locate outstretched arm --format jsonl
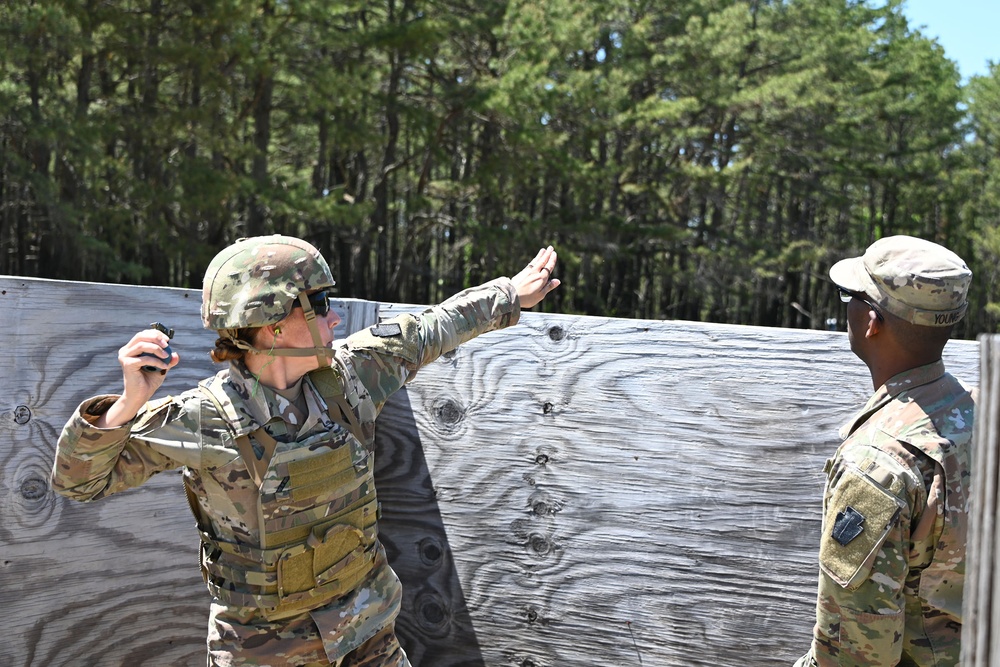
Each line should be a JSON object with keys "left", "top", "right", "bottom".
{"left": 344, "top": 246, "right": 562, "bottom": 406}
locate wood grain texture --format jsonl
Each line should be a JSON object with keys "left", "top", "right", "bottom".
{"left": 0, "top": 277, "right": 981, "bottom": 666}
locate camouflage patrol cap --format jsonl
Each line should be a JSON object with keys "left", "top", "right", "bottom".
{"left": 829, "top": 235, "right": 971, "bottom": 327}
{"left": 201, "top": 235, "right": 335, "bottom": 330}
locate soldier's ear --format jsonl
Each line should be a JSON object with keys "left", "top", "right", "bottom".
{"left": 864, "top": 310, "right": 881, "bottom": 339}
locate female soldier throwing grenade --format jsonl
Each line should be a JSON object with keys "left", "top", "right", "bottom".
{"left": 51, "top": 235, "right": 560, "bottom": 666}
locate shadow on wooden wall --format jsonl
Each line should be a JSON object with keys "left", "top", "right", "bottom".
{"left": 375, "top": 389, "right": 487, "bottom": 667}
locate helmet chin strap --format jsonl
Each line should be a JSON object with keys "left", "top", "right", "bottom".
{"left": 223, "top": 292, "right": 333, "bottom": 367}
{"left": 296, "top": 291, "right": 333, "bottom": 369}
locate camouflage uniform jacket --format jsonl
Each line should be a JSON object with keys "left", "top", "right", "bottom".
{"left": 798, "top": 360, "right": 975, "bottom": 667}
{"left": 51, "top": 278, "right": 520, "bottom": 664}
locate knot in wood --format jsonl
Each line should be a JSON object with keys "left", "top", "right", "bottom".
{"left": 20, "top": 476, "right": 47, "bottom": 501}
{"left": 529, "top": 490, "right": 560, "bottom": 516}
{"left": 420, "top": 599, "right": 445, "bottom": 624}
{"left": 526, "top": 608, "right": 538, "bottom": 623}
{"left": 414, "top": 591, "right": 451, "bottom": 637}
{"left": 547, "top": 326, "right": 566, "bottom": 341}
{"left": 521, "top": 660, "right": 537, "bottom": 667}
{"left": 434, "top": 398, "right": 464, "bottom": 426}
{"left": 528, "top": 533, "right": 552, "bottom": 556}
{"left": 418, "top": 537, "right": 443, "bottom": 565}
{"left": 14, "top": 405, "right": 31, "bottom": 425}
{"left": 534, "top": 453, "right": 549, "bottom": 465}
{"left": 542, "top": 402, "right": 553, "bottom": 414}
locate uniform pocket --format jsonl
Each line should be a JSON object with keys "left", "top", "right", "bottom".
{"left": 312, "top": 499, "right": 378, "bottom": 582}
{"left": 345, "top": 314, "right": 421, "bottom": 364}
{"left": 276, "top": 497, "right": 379, "bottom": 596}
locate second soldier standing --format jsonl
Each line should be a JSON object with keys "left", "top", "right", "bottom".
{"left": 795, "top": 235, "right": 976, "bottom": 667}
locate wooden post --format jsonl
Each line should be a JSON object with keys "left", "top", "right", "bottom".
{"left": 963, "top": 334, "right": 1000, "bottom": 667}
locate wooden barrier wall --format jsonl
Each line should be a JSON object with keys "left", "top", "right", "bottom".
{"left": 0, "top": 276, "right": 981, "bottom": 667}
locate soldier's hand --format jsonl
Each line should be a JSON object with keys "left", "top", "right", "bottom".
{"left": 122, "top": 326, "right": 178, "bottom": 381}
{"left": 512, "top": 246, "right": 560, "bottom": 309}
{"left": 97, "top": 328, "right": 180, "bottom": 428}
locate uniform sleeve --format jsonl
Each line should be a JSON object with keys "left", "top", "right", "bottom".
{"left": 344, "top": 277, "right": 521, "bottom": 405}
{"left": 50, "top": 392, "right": 205, "bottom": 502}
{"left": 806, "top": 447, "right": 923, "bottom": 666}
{"left": 792, "top": 652, "right": 818, "bottom": 667}
{"left": 412, "top": 276, "right": 521, "bottom": 366}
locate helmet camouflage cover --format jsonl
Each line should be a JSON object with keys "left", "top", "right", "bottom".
{"left": 201, "top": 235, "right": 335, "bottom": 330}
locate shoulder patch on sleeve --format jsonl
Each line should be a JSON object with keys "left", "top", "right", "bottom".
{"left": 347, "top": 314, "right": 421, "bottom": 364}
{"left": 820, "top": 464, "right": 906, "bottom": 590}
{"left": 832, "top": 506, "right": 866, "bottom": 546}
{"left": 370, "top": 322, "right": 403, "bottom": 337}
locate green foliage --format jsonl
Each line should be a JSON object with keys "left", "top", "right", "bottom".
{"left": 963, "top": 64, "right": 1000, "bottom": 331}
{"left": 0, "top": 0, "right": 994, "bottom": 335}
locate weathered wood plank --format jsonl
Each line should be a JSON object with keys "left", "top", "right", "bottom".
{"left": 0, "top": 278, "right": 980, "bottom": 667}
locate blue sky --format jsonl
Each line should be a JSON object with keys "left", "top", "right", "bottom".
{"left": 902, "top": 0, "right": 999, "bottom": 81}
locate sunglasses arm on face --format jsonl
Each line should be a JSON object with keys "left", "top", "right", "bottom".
{"left": 837, "top": 286, "right": 884, "bottom": 321}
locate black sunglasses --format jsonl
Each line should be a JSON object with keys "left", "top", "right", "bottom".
{"left": 837, "top": 286, "right": 884, "bottom": 321}
{"left": 294, "top": 289, "right": 334, "bottom": 317}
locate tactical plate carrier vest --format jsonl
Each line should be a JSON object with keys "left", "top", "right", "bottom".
{"left": 191, "top": 362, "right": 382, "bottom": 621}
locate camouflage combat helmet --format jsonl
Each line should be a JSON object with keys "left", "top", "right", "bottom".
{"left": 201, "top": 235, "right": 335, "bottom": 330}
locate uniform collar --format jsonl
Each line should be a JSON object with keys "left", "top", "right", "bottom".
{"left": 228, "top": 361, "right": 319, "bottom": 433}
{"left": 839, "top": 360, "right": 946, "bottom": 439}
{"left": 881, "top": 359, "right": 946, "bottom": 399}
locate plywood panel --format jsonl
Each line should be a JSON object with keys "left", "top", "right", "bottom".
{"left": 0, "top": 278, "right": 980, "bottom": 666}
{"left": 963, "top": 334, "right": 999, "bottom": 667}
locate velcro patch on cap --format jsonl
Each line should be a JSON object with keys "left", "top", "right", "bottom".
{"left": 370, "top": 322, "right": 403, "bottom": 337}
{"left": 832, "top": 506, "right": 865, "bottom": 546}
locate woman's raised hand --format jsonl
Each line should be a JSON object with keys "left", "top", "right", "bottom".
{"left": 512, "top": 246, "right": 560, "bottom": 309}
